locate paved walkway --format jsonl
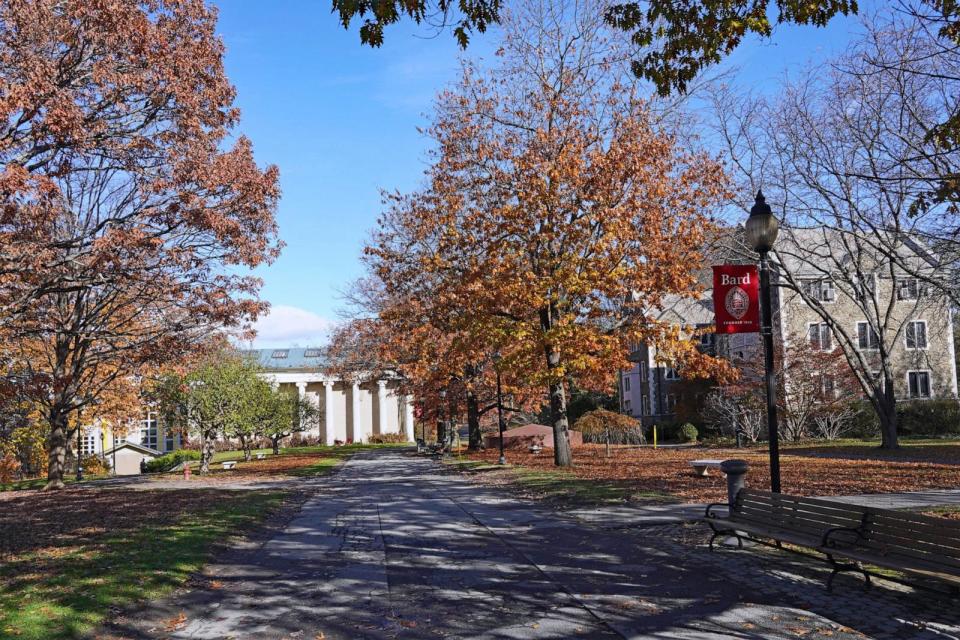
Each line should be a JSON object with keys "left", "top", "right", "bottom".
{"left": 110, "top": 450, "right": 960, "bottom": 640}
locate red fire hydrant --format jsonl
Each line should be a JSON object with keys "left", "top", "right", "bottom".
{"left": 184, "top": 465, "right": 191, "bottom": 480}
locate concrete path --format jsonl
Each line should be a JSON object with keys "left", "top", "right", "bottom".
{"left": 111, "top": 450, "right": 960, "bottom": 640}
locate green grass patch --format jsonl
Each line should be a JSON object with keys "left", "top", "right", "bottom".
{"left": 286, "top": 457, "right": 343, "bottom": 477}
{"left": 1, "top": 474, "right": 110, "bottom": 492}
{"left": 507, "top": 467, "right": 675, "bottom": 507}
{"left": 0, "top": 490, "right": 286, "bottom": 640}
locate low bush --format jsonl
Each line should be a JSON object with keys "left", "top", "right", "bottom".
{"left": 144, "top": 449, "right": 201, "bottom": 473}
{"left": 367, "top": 432, "right": 409, "bottom": 444}
{"left": 574, "top": 409, "right": 645, "bottom": 444}
{"left": 652, "top": 422, "right": 699, "bottom": 443}
{"left": 898, "top": 399, "right": 960, "bottom": 436}
{"left": 80, "top": 455, "right": 109, "bottom": 476}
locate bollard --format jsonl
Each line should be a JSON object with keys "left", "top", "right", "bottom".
{"left": 720, "top": 459, "right": 749, "bottom": 507}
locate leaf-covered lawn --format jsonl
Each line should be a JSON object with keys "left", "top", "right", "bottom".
{"left": 465, "top": 442, "right": 960, "bottom": 504}
{"left": 0, "top": 488, "right": 286, "bottom": 640}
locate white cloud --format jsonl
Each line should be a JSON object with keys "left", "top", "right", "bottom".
{"left": 250, "top": 305, "right": 334, "bottom": 348}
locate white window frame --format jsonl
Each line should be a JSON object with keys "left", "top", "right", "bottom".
{"left": 802, "top": 278, "right": 836, "bottom": 303}
{"left": 856, "top": 322, "right": 880, "bottom": 351}
{"left": 639, "top": 362, "right": 648, "bottom": 381}
{"left": 140, "top": 411, "right": 159, "bottom": 450}
{"left": 80, "top": 433, "right": 97, "bottom": 456}
{"left": 663, "top": 367, "right": 680, "bottom": 381}
{"left": 623, "top": 375, "right": 631, "bottom": 392}
{"left": 808, "top": 322, "right": 832, "bottom": 352}
{"left": 907, "top": 370, "right": 932, "bottom": 399}
{"left": 897, "top": 277, "right": 928, "bottom": 302}
{"left": 665, "top": 393, "right": 678, "bottom": 412}
{"left": 854, "top": 274, "right": 877, "bottom": 302}
{"left": 905, "top": 320, "right": 928, "bottom": 351}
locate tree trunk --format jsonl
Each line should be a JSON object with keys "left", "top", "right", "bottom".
{"left": 467, "top": 391, "right": 482, "bottom": 451}
{"left": 540, "top": 306, "right": 572, "bottom": 467}
{"left": 200, "top": 430, "right": 215, "bottom": 473}
{"left": 242, "top": 436, "right": 252, "bottom": 461}
{"left": 44, "top": 409, "right": 70, "bottom": 490}
{"left": 877, "top": 378, "right": 899, "bottom": 449}
{"left": 272, "top": 436, "right": 281, "bottom": 455}
{"left": 437, "top": 417, "right": 446, "bottom": 446}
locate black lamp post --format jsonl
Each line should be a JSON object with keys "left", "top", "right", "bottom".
{"left": 492, "top": 352, "right": 507, "bottom": 465}
{"left": 746, "top": 190, "right": 782, "bottom": 493}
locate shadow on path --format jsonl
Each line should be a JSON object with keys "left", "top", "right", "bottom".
{"left": 106, "top": 450, "right": 960, "bottom": 640}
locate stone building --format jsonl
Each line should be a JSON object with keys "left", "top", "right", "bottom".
{"left": 620, "top": 227, "right": 958, "bottom": 426}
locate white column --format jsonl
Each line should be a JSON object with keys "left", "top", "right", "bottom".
{"left": 351, "top": 381, "right": 362, "bottom": 443}
{"left": 376, "top": 380, "right": 387, "bottom": 436}
{"left": 324, "top": 380, "right": 335, "bottom": 446}
{"left": 404, "top": 395, "right": 415, "bottom": 442}
{"left": 295, "top": 381, "right": 307, "bottom": 400}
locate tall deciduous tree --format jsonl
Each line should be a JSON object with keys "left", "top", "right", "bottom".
{"left": 0, "top": 0, "right": 281, "bottom": 488}
{"left": 363, "top": 0, "right": 731, "bottom": 467}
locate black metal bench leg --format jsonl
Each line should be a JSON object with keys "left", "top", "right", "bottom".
{"left": 827, "top": 567, "right": 840, "bottom": 593}
{"left": 862, "top": 570, "right": 872, "bottom": 590}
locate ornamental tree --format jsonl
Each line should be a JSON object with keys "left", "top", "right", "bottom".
{"left": 0, "top": 0, "right": 280, "bottom": 488}
{"left": 362, "top": 1, "right": 732, "bottom": 467}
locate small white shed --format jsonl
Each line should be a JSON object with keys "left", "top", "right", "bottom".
{"left": 104, "top": 442, "right": 161, "bottom": 476}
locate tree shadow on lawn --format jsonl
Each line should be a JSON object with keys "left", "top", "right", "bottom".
{"left": 0, "top": 488, "right": 285, "bottom": 640}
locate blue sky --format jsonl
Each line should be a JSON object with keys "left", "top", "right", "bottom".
{"left": 212, "top": 1, "right": 864, "bottom": 348}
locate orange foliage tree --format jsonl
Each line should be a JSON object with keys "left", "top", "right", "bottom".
{"left": 356, "top": 2, "right": 731, "bottom": 466}
{"left": 0, "top": 0, "right": 281, "bottom": 488}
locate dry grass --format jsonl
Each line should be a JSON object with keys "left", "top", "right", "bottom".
{"left": 466, "top": 443, "right": 960, "bottom": 503}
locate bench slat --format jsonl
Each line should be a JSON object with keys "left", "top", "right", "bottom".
{"left": 820, "top": 545, "right": 960, "bottom": 584}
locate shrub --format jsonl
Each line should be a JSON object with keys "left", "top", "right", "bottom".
{"left": 367, "top": 432, "right": 409, "bottom": 444}
{"left": 679, "top": 423, "right": 699, "bottom": 443}
{"left": 897, "top": 399, "right": 960, "bottom": 436}
{"left": 80, "top": 455, "right": 109, "bottom": 476}
{"left": 144, "top": 449, "right": 201, "bottom": 473}
{"left": 574, "top": 409, "right": 645, "bottom": 444}
{"left": 0, "top": 452, "right": 21, "bottom": 483}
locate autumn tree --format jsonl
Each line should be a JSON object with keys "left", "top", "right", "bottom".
{"left": 362, "top": 0, "right": 731, "bottom": 467}
{"left": 0, "top": 0, "right": 281, "bottom": 488}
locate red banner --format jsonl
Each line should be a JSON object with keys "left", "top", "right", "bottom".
{"left": 712, "top": 265, "right": 760, "bottom": 334}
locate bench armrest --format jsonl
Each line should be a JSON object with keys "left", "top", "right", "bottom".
{"left": 821, "top": 526, "right": 864, "bottom": 549}
{"left": 704, "top": 502, "right": 730, "bottom": 520}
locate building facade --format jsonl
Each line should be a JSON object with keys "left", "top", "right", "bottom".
{"left": 620, "top": 228, "right": 958, "bottom": 425}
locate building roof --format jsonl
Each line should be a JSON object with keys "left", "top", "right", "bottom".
{"left": 103, "top": 442, "right": 161, "bottom": 457}
{"left": 242, "top": 348, "right": 329, "bottom": 371}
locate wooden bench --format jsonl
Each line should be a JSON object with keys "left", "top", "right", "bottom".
{"left": 221, "top": 461, "right": 237, "bottom": 470}
{"left": 528, "top": 444, "right": 543, "bottom": 454}
{"left": 705, "top": 489, "right": 960, "bottom": 593}
{"left": 255, "top": 453, "right": 266, "bottom": 460}
{"left": 689, "top": 459, "right": 725, "bottom": 477}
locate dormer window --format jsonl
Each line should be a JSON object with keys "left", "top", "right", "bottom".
{"left": 304, "top": 349, "right": 323, "bottom": 358}
{"left": 271, "top": 349, "right": 289, "bottom": 359}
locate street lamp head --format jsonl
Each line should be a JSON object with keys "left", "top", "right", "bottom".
{"left": 745, "top": 189, "right": 779, "bottom": 254}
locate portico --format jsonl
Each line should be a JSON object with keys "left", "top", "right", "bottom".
{"left": 249, "top": 348, "right": 414, "bottom": 444}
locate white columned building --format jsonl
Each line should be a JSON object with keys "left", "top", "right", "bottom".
{"left": 249, "top": 348, "right": 412, "bottom": 444}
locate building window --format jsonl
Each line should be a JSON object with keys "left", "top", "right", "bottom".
{"left": 304, "top": 348, "right": 323, "bottom": 358}
{"left": 164, "top": 431, "right": 176, "bottom": 452}
{"left": 857, "top": 322, "right": 880, "bottom": 350}
{"left": 819, "top": 375, "right": 836, "bottom": 398}
{"left": 624, "top": 399, "right": 632, "bottom": 413}
{"left": 698, "top": 332, "right": 715, "bottom": 349}
{"left": 802, "top": 278, "right": 835, "bottom": 303}
{"left": 80, "top": 433, "right": 97, "bottom": 456}
{"left": 639, "top": 362, "right": 648, "bottom": 381}
{"left": 871, "top": 370, "right": 886, "bottom": 392}
{"left": 665, "top": 394, "right": 678, "bottom": 412}
{"left": 854, "top": 274, "right": 876, "bottom": 301}
{"left": 641, "top": 395, "right": 649, "bottom": 416}
{"left": 808, "top": 323, "right": 832, "bottom": 351}
{"left": 897, "top": 278, "right": 926, "bottom": 301}
{"left": 140, "top": 412, "right": 159, "bottom": 450}
{"left": 664, "top": 367, "right": 680, "bottom": 381}
{"left": 271, "top": 349, "right": 289, "bottom": 359}
{"left": 623, "top": 375, "right": 631, "bottom": 392}
{"left": 906, "top": 321, "right": 927, "bottom": 350}
{"left": 908, "top": 371, "right": 931, "bottom": 398}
